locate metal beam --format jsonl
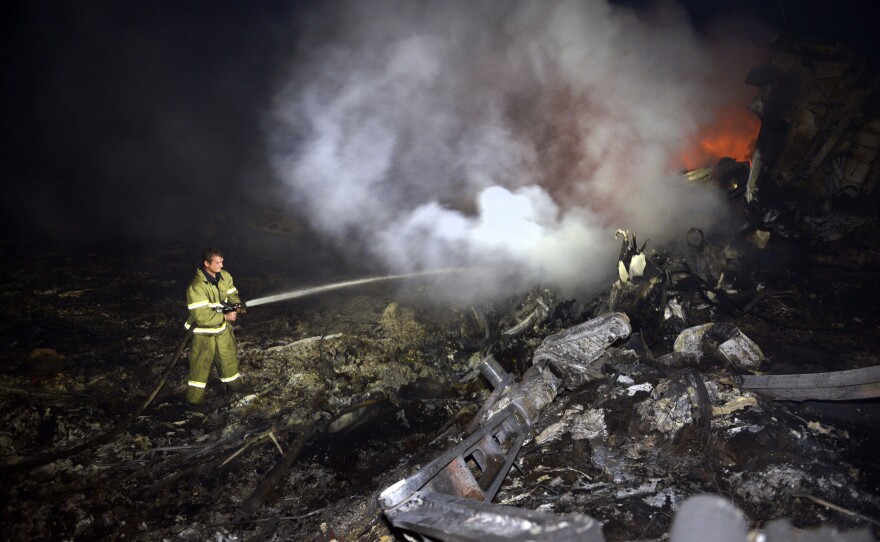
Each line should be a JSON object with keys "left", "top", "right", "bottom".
{"left": 740, "top": 365, "right": 880, "bottom": 401}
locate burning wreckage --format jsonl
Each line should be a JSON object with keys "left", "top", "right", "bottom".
{"left": 378, "top": 33, "right": 880, "bottom": 541}
{"left": 375, "top": 232, "right": 879, "bottom": 542}
{"left": 1, "top": 35, "right": 880, "bottom": 542}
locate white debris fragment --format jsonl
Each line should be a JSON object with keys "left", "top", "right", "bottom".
{"left": 636, "top": 375, "right": 703, "bottom": 437}
{"left": 230, "top": 394, "right": 258, "bottom": 408}
{"left": 642, "top": 491, "right": 670, "bottom": 508}
{"left": 673, "top": 323, "right": 764, "bottom": 371}
{"left": 623, "top": 382, "right": 653, "bottom": 396}
{"left": 615, "top": 478, "right": 659, "bottom": 499}
{"left": 535, "top": 421, "right": 566, "bottom": 446}
{"left": 712, "top": 394, "right": 758, "bottom": 416}
{"left": 725, "top": 424, "right": 764, "bottom": 437}
{"left": 628, "top": 253, "right": 647, "bottom": 279}
{"left": 570, "top": 409, "right": 608, "bottom": 441}
{"left": 717, "top": 331, "right": 764, "bottom": 371}
{"left": 499, "top": 492, "right": 530, "bottom": 506}
{"left": 535, "top": 408, "right": 580, "bottom": 445}
{"left": 617, "top": 375, "right": 635, "bottom": 386}
{"left": 751, "top": 229, "right": 771, "bottom": 249}
{"left": 673, "top": 324, "right": 713, "bottom": 357}
{"left": 807, "top": 421, "right": 832, "bottom": 435}
{"left": 664, "top": 297, "right": 685, "bottom": 321}
{"left": 618, "top": 260, "right": 630, "bottom": 283}
{"left": 729, "top": 464, "right": 810, "bottom": 503}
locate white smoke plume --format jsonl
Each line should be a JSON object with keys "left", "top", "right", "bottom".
{"left": 268, "top": 0, "right": 752, "bottom": 299}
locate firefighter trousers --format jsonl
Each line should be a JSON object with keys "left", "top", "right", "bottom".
{"left": 186, "top": 327, "right": 241, "bottom": 404}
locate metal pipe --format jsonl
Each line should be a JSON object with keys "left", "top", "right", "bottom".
{"left": 478, "top": 356, "right": 508, "bottom": 390}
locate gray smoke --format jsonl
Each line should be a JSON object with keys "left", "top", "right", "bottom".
{"left": 268, "top": 0, "right": 756, "bottom": 298}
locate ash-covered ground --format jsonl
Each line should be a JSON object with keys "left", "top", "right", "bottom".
{"left": 1, "top": 188, "right": 879, "bottom": 542}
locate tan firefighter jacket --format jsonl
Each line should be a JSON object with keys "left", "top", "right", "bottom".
{"left": 185, "top": 268, "right": 241, "bottom": 334}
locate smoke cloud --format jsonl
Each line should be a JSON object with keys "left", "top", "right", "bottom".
{"left": 268, "top": 0, "right": 756, "bottom": 298}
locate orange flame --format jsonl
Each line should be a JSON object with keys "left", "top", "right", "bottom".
{"left": 680, "top": 104, "right": 760, "bottom": 170}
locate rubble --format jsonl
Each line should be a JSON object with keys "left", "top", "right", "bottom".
{"left": 532, "top": 313, "right": 632, "bottom": 389}
{"left": 1, "top": 33, "right": 880, "bottom": 542}
{"left": 745, "top": 35, "right": 880, "bottom": 207}
{"left": 661, "top": 323, "right": 765, "bottom": 372}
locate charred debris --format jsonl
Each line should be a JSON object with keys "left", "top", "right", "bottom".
{"left": 2, "top": 36, "right": 880, "bottom": 542}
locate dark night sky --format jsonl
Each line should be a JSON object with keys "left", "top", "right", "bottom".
{"left": 1, "top": 0, "right": 875, "bottom": 253}
{"left": 2, "top": 0, "right": 302, "bottom": 249}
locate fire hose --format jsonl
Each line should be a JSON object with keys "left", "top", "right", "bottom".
{"left": 0, "top": 330, "right": 193, "bottom": 476}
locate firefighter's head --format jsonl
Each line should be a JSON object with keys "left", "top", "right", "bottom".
{"left": 202, "top": 248, "right": 224, "bottom": 275}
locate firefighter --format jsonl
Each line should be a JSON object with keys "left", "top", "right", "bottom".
{"left": 184, "top": 248, "right": 252, "bottom": 405}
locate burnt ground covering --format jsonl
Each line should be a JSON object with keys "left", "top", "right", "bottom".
{"left": 1, "top": 186, "right": 880, "bottom": 541}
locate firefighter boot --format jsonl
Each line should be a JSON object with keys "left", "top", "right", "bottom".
{"left": 225, "top": 379, "right": 255, "bottom": 396}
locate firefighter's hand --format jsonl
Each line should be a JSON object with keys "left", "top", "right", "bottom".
{"left": 224, "top": 311, "right": 238, "bottom": 322}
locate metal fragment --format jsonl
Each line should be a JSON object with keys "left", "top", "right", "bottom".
{"left": 740, "top": 365, "right": 880, "bottom": 401}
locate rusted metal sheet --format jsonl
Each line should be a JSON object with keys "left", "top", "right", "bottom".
{"left": 380, "top": 399, "right": 532, "bottom": 510}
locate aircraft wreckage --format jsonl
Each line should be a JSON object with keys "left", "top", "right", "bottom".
{"left": 1, "top": 35, "right": 880, "bottom": 542}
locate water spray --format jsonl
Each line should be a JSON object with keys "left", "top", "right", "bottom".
{"left": 245, "top": 267, "right": 476, "bottom": 308}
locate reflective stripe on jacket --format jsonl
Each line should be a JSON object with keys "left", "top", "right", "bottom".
{"left": 184, "top": 268, "right": 241, "bottom": 333}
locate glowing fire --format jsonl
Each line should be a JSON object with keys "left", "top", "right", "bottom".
{"left": 680, "top": 104, "right": 760, "bottom": 170}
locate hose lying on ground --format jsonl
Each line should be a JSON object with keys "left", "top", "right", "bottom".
{"left": 0, "top": 331, "right": 193, "bottom": 476}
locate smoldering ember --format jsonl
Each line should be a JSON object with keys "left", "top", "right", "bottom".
{"left": 3, "top": 8, "right": 880, "bottom": 542}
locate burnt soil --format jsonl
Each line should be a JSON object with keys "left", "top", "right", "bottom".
{"left": 1, "top": 226, "right": 879, "bottom": 541}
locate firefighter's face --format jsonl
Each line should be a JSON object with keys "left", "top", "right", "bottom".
{"left": 205, "top": 256, "right": 224, "bottom": 275}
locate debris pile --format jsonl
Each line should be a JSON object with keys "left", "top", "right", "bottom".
{"left": 1, "top": 34, "right": 879, "bottom": 542}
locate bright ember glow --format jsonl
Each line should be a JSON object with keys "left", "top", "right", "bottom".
{"left": 680, "top": 104, "right": 760, "bottom": 170}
